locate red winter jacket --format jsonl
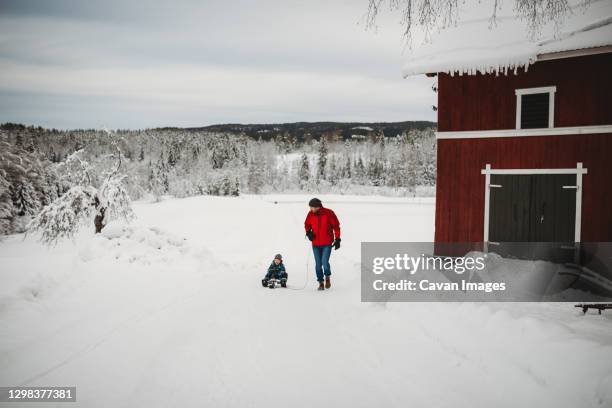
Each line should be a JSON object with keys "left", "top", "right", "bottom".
{"left": 304, "top": 207, "right": 341, "bottom": 246}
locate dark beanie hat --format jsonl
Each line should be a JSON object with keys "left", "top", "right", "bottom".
{"left": 308, "top": 198, "right": 322, "bottom": 208}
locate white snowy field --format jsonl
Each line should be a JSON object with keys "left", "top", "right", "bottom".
{"left": 1, "top": 194, "right": 611, "bottom": 408}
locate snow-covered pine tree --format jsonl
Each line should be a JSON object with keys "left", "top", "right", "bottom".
{"left": 401, "top": 141, "right": 419, "bottom": 195}
{"left": 0, "top": 139, "right": 52, "bottom": 233}
{"left": 343, "top": 155, "right": 352, "bottom": 180}
{"left": 328, "top": 156, "right": 338, "bottom": 185}
{"left": 26, "top": 139, "right": 37, "bottom": 153}
{"left": 41, "top": 168, "right": 60, "bottom": 206}
{"left": 230, "top": 176, "right": 240, "bottom": 196}
{"left": 210, "top": 135, "right": 231, "bottom": 169}
{"left": 317, "top": 137, "right": 328, "bottom": 180}
{"left": 14, "top": 133, "right": 24, "bottom": 148}
{"left": 12, "top": 180, "right": 40, "bottom": 217}
{"left": 417, "top": 130, "right": 436, "bottom": 186}
{"left": 167, "top": 141, "right": 179, "bottom": 168}
{"left": 367, "top": 158, "right": 384, "bottom": 186}
{"left": 342, "top": 140, "right": 352, "bottom": 180}
{"left": 0, "top": 170, "right": 12, "bottom": 235}
{"left": 298, "top": 153, "right": 310, "bottom": 190}
{"left": 354, "top": 156, "right": 365, "bottom": 184}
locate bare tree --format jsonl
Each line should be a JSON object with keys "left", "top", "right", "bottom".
{"left": 366, "top": 0, "right": 587, "bottom": 43}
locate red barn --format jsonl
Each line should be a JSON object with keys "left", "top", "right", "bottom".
{"left": 404, "top": 2, "right": 612, "bottom": 253}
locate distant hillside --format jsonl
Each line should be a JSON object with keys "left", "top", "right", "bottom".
{"left": 1, "top": 120, "right": 437, "bottom": 142}
{"left": 159, "top": 121, "right": 436, "bottom": 141}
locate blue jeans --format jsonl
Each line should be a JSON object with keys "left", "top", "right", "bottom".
{"left": 312, "top": 245, "right": 332, "bottom": 282}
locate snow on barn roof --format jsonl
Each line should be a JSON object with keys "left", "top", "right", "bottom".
{"left": 403, "top": 0, "right": 612, "bottom": 76}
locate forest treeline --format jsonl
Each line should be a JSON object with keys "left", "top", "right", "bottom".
{"left": 0, "top": 123, "right": 436, "bottom": 235}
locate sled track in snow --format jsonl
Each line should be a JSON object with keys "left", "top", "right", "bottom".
{"left": 17, "top": 288, "right": 205, "bottom": 386}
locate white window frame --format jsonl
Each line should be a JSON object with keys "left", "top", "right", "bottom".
{"left": 481, "top": 162, "right": 586, "bottom": 250}
{"left": 515, "top": 86, "right": 556, "bottom": 129}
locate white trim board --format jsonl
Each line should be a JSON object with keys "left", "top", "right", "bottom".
{"left": 515, "top": 86, "right": 557, "bottom": 95}
{"left": 437, "top": 124, "right": 612, "bottom": 139}
{"left": 536, "top": 46, "right": 612, "bottom": 62}
{"left": 481, "top": 167, "right": 588, "bottom": 175}
{"left": 482, "top": 163, "right": 585, "bottom": 245}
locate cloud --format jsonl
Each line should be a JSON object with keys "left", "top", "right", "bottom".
{"left": 0, "top": 0, "right": 436, "bottom": 128}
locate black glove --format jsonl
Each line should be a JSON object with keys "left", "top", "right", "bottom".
{"left": 306, "top": 230, "right": 315, "bottom": 241}
{"left": 333, "top": 238, "right": 341, "bottom": 250}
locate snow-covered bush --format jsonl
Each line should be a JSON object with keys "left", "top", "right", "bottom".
{"left": 27, "top": 186, "right": 98, "bottom": 245}
{"left": 27, "top": 150, "right": 135, "bottom": 245}
{"left": 206, "top": 172, "right": 240, "bottom": 196}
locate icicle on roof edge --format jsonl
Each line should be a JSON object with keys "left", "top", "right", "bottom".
{"left": 402, "top": 0, "right": 612, "bottom": 77}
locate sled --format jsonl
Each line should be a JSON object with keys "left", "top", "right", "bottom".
{"left": 261, "top": 278, "right": 287, "bottom": 289}
{"left": 574, "top": 304, "right": 612, "bottom": 314}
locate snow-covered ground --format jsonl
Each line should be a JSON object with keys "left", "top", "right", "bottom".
{"left": 1, "top": 195, "right": 611, "bottom": 408}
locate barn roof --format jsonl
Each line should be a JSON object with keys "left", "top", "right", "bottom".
{"left": 402, "top": 0, "right": 612, "bottom": 76}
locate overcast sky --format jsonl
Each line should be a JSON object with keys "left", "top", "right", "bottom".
{"left": 0, "top": 0, "right": 436, "bottom": 129}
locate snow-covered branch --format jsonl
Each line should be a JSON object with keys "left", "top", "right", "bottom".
{"left": 366, "top": 0, "right": 580, "bottom": 43}
{"left": 27, "top": 186, "right": 97, "bottom": 245}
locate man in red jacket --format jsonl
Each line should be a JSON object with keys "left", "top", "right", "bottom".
{"left": 304, "top": 198, "right": 341, "bottom": 291}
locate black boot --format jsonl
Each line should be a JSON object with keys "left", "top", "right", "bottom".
{"left": 261, "top": 279, "right": 268, "bottom": 287}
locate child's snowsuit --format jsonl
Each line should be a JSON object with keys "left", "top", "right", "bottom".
{"left": 264, "top": 261, "right": 287, "bottom": 281}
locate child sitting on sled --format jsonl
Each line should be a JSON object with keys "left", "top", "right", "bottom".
{"left": 262, "top": 254, "right": 288, "bottom": 288}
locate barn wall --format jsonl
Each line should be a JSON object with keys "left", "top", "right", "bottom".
{"left": 437, "top": 53, "right": 612, "bottom": 132}
{"left": 434, "top": 133, "right": 612, "bottom": 243}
